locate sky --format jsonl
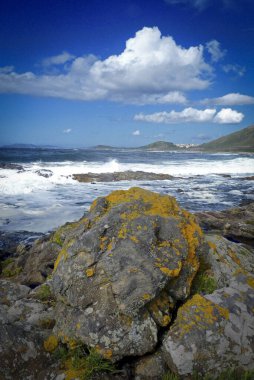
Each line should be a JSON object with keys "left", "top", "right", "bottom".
{"left": 0, "top": 0, "right": 254, "bottom": 147}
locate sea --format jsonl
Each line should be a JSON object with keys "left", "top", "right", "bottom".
{"left": 0, "top": 148, "right": 253, "bottom": 234}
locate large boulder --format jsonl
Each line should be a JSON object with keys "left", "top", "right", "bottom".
{"left": 51, "top": 187, "right": 204, "bottom": 360}
{"left": 162, "top": 273, "right": 254, "bottom": 377}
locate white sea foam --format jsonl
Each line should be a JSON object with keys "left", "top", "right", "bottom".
{"left": 0, "top": 156, "right": 254, "bottom": 196}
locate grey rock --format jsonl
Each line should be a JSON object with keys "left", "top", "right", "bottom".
{"left": 51, "top": 187, "right": 204, "bottom": 360}
{"left": 162, "top": 273, "right": 254, "bottom": 377}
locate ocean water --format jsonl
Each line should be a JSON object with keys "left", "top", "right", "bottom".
{"left": 0, "top": 148, "right": 253, "bottom": 233}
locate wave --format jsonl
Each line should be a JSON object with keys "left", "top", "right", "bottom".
{"left": 0, "top": 156, "right": 253, "bottom": 196}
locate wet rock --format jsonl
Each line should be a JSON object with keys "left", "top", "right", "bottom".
{"left": 35, "top": 169, "right": 53, "bottom": 178}
{"left": 162, "top": 273, "right": 254, "bottom": 377}
{"left": 195, "top": 202, "right": 254, "bottom": 247}
{"left": 0, "top": 162, "right": 24, "bottom": 171}
{"left": 51, "top": 187, "right": 204, "bottom": 361}
{"left": 72, "top": 171, "right": 175, "bottom": 182}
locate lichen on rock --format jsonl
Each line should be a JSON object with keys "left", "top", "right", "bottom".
{"left": 51, "top": 187, "right": 204, "bottom": 360}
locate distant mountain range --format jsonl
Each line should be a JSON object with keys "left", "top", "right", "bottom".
{"left": 198, "top": 125, "right": 254, "bottom": 153}
{"left": 94, "top": 125, "right": 254, "bottom": 153}
{"left": 2, "top": 125, "right": 254, "bottom": 153}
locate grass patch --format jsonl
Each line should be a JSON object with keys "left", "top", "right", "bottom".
{"left": 192, "top": 272, "right": 217, "bottom": 295}
{"left": 2, "top": 265, "right": 22, "bottom": 277}
{"left": 53, "top": 344, "right": 116, "bottom": 380}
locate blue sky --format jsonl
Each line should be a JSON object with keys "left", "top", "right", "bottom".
{"left": 0, "top": 0, "right": 253, "bottom": 147}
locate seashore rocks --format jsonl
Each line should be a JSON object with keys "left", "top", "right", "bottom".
{"left": 195, "top": 201, "right": 254, "bottom": 247}
{"left": 0, "top": 187, "right": 254, "bottom": 379}
{"left": 72, "top": 170, "right": 175, "bottom": 183}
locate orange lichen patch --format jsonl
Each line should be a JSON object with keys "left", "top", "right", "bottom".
{"left": 118, "top": 224, "right": 127, "bottom": 239}
{"left": 158, "top": 241, "right": 172, "bottom": 248}
{"left": 64, "top": 359, "right": 85, "bottom": 380}
{"left": 227, "top": 249, "right": 242, "bottom": 266}
{"left": 142, "top": 293, "right": 152, "bottom": 301}
{"left": 86, "top": 267, "right": 95, "bottom": 277}
{"left": 53, "top": 239, "right": 75, "bottom": 272}
{"left": 100, "top": 236, "right": 108, "bottom": 251}
{"left": 208, "top": 241, "right": 217, "bottom": 251}
{"left": 247, "top": 277, "right": 254, "bottom": 288}
{"left": 130, "top": 235, "right": 139, "bottom": 243}
{"left": 91, "top": 187, "right": 181, "bottom": 219}
{"left": 157, "top": 262, "right": 182, "bottom": 277}
{"left": 43, "top": 335, "right": 58, "bottom": 352}
{"left": 76, "top": 323, "right": 81, "bottom": 330}
{"left": 102, "top": 348, "right": 113, "bottom": 360}
{"left": 162, "top": 315, "right": 171, "bottom": 326}
{"left": 176, "top": 294, "right": 229, "bottom": 337}
{"left": 148, "top": 291, "right": 173, "bottom": 327}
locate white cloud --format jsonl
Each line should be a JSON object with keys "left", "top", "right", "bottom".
{"left": 63, "top": 128, "right": 72, "bottom": 133}
{"left": 42, "top": 51, "right": 76, "bottom": 67}
{"left": 132, "top": 130, "right": 141, "bottom": 136}
{"left": 0, "top": 27, "right": 212, "bottom": 105}
{"left": 164, "top": 0, "right": 210, "bottom": 10}
{"left": 134, "top": 107, "right": 244, "bottom": 124}
{"left": 202, "top": 93, "right": 254, "bottom": 106}
{"left": 206, "top": 40, "right": 226, "bottom": 62}
{"left": 213, "top": 108, "right": 244, "bottom": 123}
{"left": 134, "top": 107, "right": 216, "bottom": 124}
{"left": 222, "top": 64, "right": 246, "bottom": 77}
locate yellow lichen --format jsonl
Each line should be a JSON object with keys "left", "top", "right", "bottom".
{"left": 44, "top": 335, "right": 58, "bottom": 352}
{"left": 247, "top": 277, "right": 254, "bottom": 288}
{"left": 208, "top": 241, "right": 217, "bottom": 250}
{"left": 86, "top": 267, "right": 95, "bottom": 277}
{"left": 142, "top": 293, "right": 152, "bottom": 300}
{"left": 158, "top": 262, "right": 182, "bottom": 277}
{"left": 176, "top": 294, "right": 229, "bottom": 337}
{"left": 130, "top": 235, "right": 139, "bottom": 243}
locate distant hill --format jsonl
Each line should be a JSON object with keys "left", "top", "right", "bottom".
{"left": 199, "top": 125, "right": 254, "bottom": 153}
{"left": 137, "top": 141, "right": 180, "bottom": 151}
{"left": 94, "top": 145, "right": 116, "bottom": 150}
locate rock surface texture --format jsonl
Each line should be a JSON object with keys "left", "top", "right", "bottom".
{"left": 51, "top": 187, "right": 204, "bottom": 360}
{"left": 72, "top": 170, "right": 175, "bottom": 182}
{"left": 0, "top": 187, "right": 254, "bottom": 379}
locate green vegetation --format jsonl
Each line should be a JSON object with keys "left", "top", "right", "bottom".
{"left": 199, "top": 125, "right": 254, "bottom": 152}
{"left": 34, "top": 284, "right": 54, "bottom": 302}
{"left": 138, "top": 141, "right": 180, "bottom": 151}
{"left": 192, "top": 272, "right": 217, "bottom": 294}
{"left": 53, "top": 345, "right": 116, "bottom": 380}
{"left": 2, "top": 265, "right": 22, "bottom": 277}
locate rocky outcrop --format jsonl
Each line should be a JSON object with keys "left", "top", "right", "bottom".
{"left": 0, "top": 162, "right": 24, "bottom": 171}
{"left": 195, "top": 201, "right": 254, "bottom": 247}
{"left": 51, "top": 187, "right": 204, "bottom": 361}
{"left": 1, "top": 188, "right": 254, "bottom": 379}
{"left": 162, "top": 273, "right": 254, "bottom": 377}
{"left": 0, "top": 280, "right": 57, "bottom": 379}
{"left": 72, "top": 171, "right": 175, "bottom": 183}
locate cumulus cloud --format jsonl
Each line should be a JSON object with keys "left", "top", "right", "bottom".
{"left": 134, "top": 107, "right": 244, "bottom": 124}
{"left": 206, "top": 40, "right": 226, "bottom": 62}
{"left": 63, "top": 128, "right": 72, "bottom": 133}
{"left": 134, "top": 107, "right": 216, "bottom": 124}
{"left": 132, "top": 130, "right": 141, "bottom": 136}
{"left": 222, "top": 64, "right": 246, "bottom": 77}
{"left": 202, "top": 93, "right": 254, "bottom": 106}
{"left": 0, "top": 27, "right": 212, "bottom": 105}
{"left": 41, "top": 51, "right": 76, "bottom": 67}
{"left": 213, "top": 108, "right": 244, "bottom": 123}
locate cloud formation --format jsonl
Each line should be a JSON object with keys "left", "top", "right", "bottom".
{"left": 42, "top": 52, "right": 76, "bottom": 67}
{"left": 0, "top": 27, "right": 212, "bottom": 105}
{"left": 202, "top": 93, "right": 254, "bottom": 106}
{"left": 134, "top": 107, "right": 243, "bottom": 124}
{"left": 63, "top": 128, "right": 72, "bottom": 133}
{"left": 222, "top": 64, "right": 246, "bottom": 77}
{"left": 132, "top": 130, "right": 141, "bottom": 136}
{"left": 213, "top": 108, "right": 244, "bottom": 123}
{"left": 206, "top": 40, "right": 226, "bottom": 62}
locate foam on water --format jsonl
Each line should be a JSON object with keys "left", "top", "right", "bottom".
{"left": 0, "top": 151, "right": 253, "bottom": 232}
